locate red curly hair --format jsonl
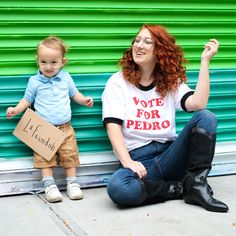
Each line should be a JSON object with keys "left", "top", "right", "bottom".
{"left": 118, "top": 24, "right": 187, "bottom": 98}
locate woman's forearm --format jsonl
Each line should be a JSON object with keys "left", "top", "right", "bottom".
{"left": 192, "top": 59, "right": 210, "bottom": 109}
{"left": 106, "top": 123, "right": 133, "bottom": 167}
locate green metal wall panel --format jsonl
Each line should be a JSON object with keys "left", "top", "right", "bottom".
{"left": 0, "top": 0, "right": 236, "bottom": 75}
{"left": 0, "top": 0, "right": 236, "bottom": 160}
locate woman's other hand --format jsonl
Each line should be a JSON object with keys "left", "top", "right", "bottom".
{"left": 201, "top": 39, "right": 219, "bottom": 62}
{"left": 123, "top": 160, "right": 147, "bottom": 179}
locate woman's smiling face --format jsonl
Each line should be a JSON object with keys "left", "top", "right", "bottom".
{"left": 132, "top": 28, "right": 156, "bottom": 67}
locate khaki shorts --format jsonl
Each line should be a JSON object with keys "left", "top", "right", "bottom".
{"left": 34, "top": 122, "right": 80, "bottom": 169}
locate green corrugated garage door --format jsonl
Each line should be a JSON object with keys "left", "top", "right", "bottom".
{"left": 0, "top": 0, "right": 236, "bottom": 195}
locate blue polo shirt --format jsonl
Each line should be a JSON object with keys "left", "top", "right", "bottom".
{"left": 24, "top": 70, "right": 78, "bottom": 125}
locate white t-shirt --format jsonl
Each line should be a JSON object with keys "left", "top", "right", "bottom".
{"left": 102, "top": 72, "right": 193, "bottom": 151}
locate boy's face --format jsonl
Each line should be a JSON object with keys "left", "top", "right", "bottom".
{"left": 37, "top": 46, "right": 66, "bottom": 78}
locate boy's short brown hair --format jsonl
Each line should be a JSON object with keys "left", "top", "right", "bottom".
{"left": 36, "top": 36, "right": 69, "bottom": 57}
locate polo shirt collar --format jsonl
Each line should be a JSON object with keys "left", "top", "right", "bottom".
{"left": 37, "top": 70, "right": 63, "bottom": 83}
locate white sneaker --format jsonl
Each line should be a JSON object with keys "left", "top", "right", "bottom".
{"left": 67, "top": 183, "right": 83, "bottom": 200}
{"left": 45, "top": 184, "right": 63, "bottom": 203}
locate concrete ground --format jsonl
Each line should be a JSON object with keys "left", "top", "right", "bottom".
{"left": 0, "top": 174, "right": 236, "bottom": 236}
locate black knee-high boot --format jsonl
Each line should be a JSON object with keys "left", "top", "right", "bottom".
{"left": 183, "top": 127, "right": 228, "bottom": 212}
{"left": 138, "top": 178, "right": 183, "bottom": 205}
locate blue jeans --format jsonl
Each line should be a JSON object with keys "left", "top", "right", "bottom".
{"left": 107, "top": 109, "right": 217, "bottom": 206}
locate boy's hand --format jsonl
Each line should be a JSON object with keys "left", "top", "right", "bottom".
{"left": 6, "top": 107, "right": 17, "bottom": 119}
{"left": 84, "top": 97, "right": 94, "bottom": 107}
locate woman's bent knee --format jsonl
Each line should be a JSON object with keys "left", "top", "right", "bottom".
{"left": 107, "top": 176, "right": 143, "bottom": 206}
{"left": 195, "top": 109, "right": 218, "bottom": 132}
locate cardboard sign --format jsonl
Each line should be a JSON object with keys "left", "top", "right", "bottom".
{"left": 13, "top": 108, "right": 65, "bottom": 161}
